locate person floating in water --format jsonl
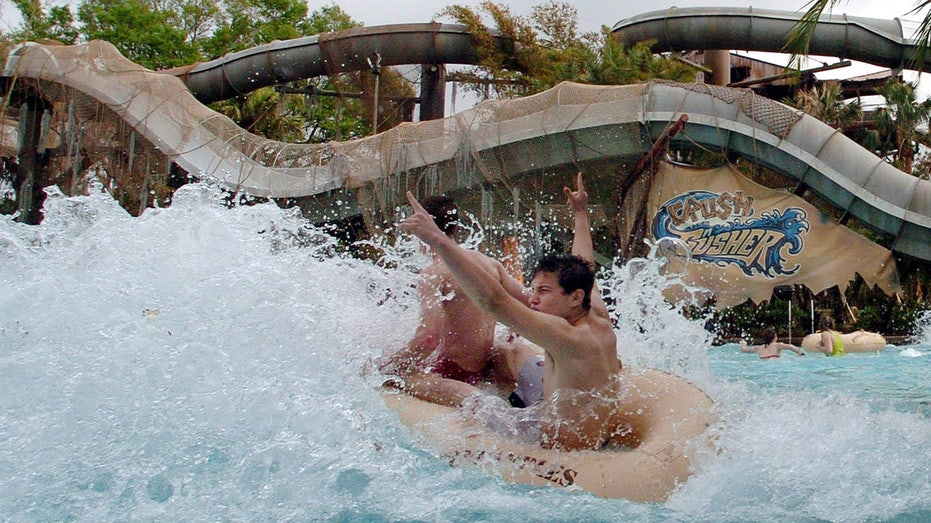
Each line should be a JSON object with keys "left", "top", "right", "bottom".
{"left": 739, "top": 327, "right": 805, "bottom": 359}
{"left": 815, "top": 316, "right": 845, "bottom": 356}
{"left": 399, "top": 173, "right": 628, "bottom": 451}
{"left": 377, "top": 195, "right": 537, "bottom": 406}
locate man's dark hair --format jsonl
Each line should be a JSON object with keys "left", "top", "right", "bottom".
{"left": 422, "top": 195, "right": 459, "bottom": 236}
{"left": 531, "top": 254, "right": 595, "bottom": 310}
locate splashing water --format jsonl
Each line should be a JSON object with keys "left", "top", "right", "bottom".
{"left": 1, "top": 184, "right": 929, "bottom": 521}
{"left": 910, "top": 310, "right": 931, "bottom": 346}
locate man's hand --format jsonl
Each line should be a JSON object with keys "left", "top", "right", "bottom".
{"left": 398, "top": 191, "right": 448, "bottom": 246}
{"left": 564, "top": 172, "right": 588, "bottom": 213}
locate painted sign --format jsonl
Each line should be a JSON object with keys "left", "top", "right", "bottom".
{"left": 647, "top": 162, "right": 899, "bottom": 307}
{"left": 652, "top": 190, "right": 810, "bottom": 278}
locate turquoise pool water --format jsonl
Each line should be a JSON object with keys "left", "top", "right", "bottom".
{"left": 1, "top": 184, "right": 928, "bottom": 522}
{"left": 711, "top": 343, "right": 931, "bottom": 417}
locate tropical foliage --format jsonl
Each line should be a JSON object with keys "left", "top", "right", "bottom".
{"left": 873, "top": 80, "right": 931, "bottom": 173}
{"left": 790, "top": 81, "right": 863, "bottom": 130}
{"left": 787, "top": 81, "right": 882, "bottom": 158}
{"left": 436, "top": 0, "right": 694, "bottom": 98}
{"left": 789, "top": 77, "right": 931, "bottom": 176}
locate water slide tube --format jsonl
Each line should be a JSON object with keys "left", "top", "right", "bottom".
{"left": 174, "top": 23, "right": 488, "bottom": 105}
{"left": 611, "top": 7, "right": 925, "bottom": 72}
{"left": 178, "top": 8, "right": 930, "bottom": 105}
{"left": 4, "top": 12, "right": 931, "bottom": 261}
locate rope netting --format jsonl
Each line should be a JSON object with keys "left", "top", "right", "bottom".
{"left": 2, "top": 40, "right": 807, "bottom": 230}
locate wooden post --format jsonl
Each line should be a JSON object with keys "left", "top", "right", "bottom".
{"left": 15, "top": 96, "right": 49, "bottom": 224}
{"left": 619, "top": 114, "right": 690, "bottom": 260}
{"left": 419, "top": 63, "right": 446, "bottom": 121}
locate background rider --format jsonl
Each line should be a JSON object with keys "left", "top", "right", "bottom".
{"left": 739, "top": 327, "right": 805, "bottom": 359}
{"left": 377, "top": 195, "right": 535, "bottom": 406}
{"left": 815, "top": 316, "right": 845, "bottom": 356}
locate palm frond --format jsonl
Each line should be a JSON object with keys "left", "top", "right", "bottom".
{"left": 906, "top": 1, "right": 931, "bottom": 71}
{"left": 785, "top": 0, "right": 836, "bottom": 71}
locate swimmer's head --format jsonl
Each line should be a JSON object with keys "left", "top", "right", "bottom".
{"left": 422, "top": 195, "right": 459, "bottom": 236}
{"left": 761, "top": 327, "right": 777, "bottom": 344}
{"left": 530, "top": 254, "right": 595, "bottom": 311}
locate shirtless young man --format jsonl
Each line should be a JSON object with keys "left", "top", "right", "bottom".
{"left": 378, "top": 196, "right": 533, "bottom": 406}
{"left": 739, "top": 328, "right": 805, "bottom": 359}
{"left": 399, "top": 174, "right": 624, "bottom": 451}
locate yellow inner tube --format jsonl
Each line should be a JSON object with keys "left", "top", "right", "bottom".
{"left": 801, "top": 330, "right": 887, "bottom": 353}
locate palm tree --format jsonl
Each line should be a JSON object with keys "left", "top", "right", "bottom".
{"left": 584, "top": 31, "right": 695, "bottom": 86}
{"left": 212, "top": 87, "right": 306, "bottom": 143}
{"left": 873, "top": 79, "right": 931, "bottom": 173}
{"left": 438, "top": 2, "right": 695, "bottom": 96}
{"left": 791, "top": 81, "right": 863, "bottom": 129}
{"left": 790, "top": 81, "right": 880, "bottom": 152}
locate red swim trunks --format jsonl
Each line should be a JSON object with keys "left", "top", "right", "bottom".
{"left": 428, "top": 358, "right": 492, "bottom": 384}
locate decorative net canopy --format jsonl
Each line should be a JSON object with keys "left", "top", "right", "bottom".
{"left": 3, "top": 40, "right": 930, "bottom": 269}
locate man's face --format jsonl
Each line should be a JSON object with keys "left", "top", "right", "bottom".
{"left": 529, "top": 271, "right": 571, "bottom": 318}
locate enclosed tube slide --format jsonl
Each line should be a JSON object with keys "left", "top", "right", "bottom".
{"left": 612, "top": 7, "right": 926, "bottom": 72}
{"left": 174, "top": 23, "right": 490, "bottom": 105}
{"left": 179, "top": 5, "right": 931, "bottom": 105}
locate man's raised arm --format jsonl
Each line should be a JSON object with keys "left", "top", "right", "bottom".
{"left": 564, "top": 173, "right": 609, "bottom": 319}
{"left": 399, "top": 192, "right": 512, "bottom": 312}
{"left": 400, "top": 192, "right": 571, "bottom": 348}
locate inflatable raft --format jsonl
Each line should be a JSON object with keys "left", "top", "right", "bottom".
{"left": 384, "top": 367, "right": 715, "bottom": 502}
{"left": 801, "top": 330, "right": 888, "bottom": 353}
